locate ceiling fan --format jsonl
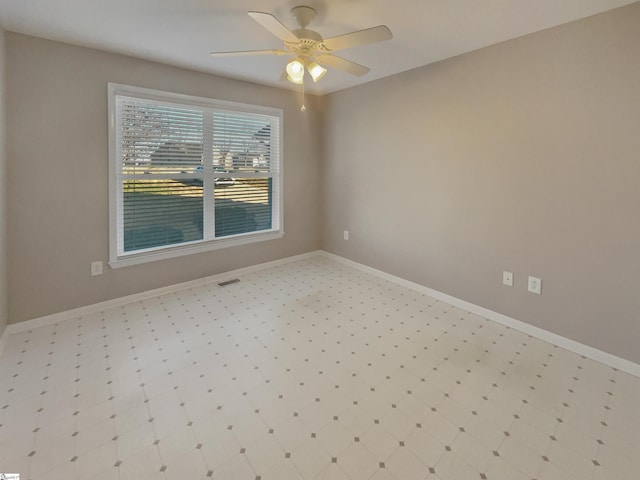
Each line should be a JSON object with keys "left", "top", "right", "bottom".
{"left": 210, "top": 5, "right": 393, "bottom": 85}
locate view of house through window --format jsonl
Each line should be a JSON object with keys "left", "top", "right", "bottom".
{"left": 109, "top": 84, "right": 282, "bottom": 266}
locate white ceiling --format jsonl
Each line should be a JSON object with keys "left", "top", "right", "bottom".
{"left": 0, "top": 0, "right": 635, "bottom": 95}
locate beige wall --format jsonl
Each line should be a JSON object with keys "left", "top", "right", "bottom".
{"left": 6, "top": 33, "right": 322, "bottom": 324}
{"left": 322, "top": 4, "right": 640, "bottom": 363}
{"left": 0, "top": 27, "right": 7, "bottom": 337}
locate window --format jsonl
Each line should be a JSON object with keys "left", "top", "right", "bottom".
{"left": 108, "top": 84, "right": 283, "bottom": 267}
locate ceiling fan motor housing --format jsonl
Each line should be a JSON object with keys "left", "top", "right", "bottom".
{"left": 288, "top": 6, "right": 326, "bottom": 60}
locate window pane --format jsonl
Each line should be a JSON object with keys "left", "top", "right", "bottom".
{"left": 120, "top": 101, "right": 204, "bottom": 175}
{"left": 123, "top": 179, "right": 203, "bottom": 252}
{"left": 213, "top": 113, "right": 272, "bottom": 174}
{"left": 214, "top": 178, "right": 272, "bottom": 237}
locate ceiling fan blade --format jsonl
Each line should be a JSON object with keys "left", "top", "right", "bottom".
{"left": 210, "top": 49, "right": 288, "bottom": 57}
{"left": 323, "top": 25, "right": 392, "bottom": 52}
{"left": 248, "top": 11, "right": 300, "bottom": 43}
{"left": 317, "top": 54, "right": 370, "bottom": 77}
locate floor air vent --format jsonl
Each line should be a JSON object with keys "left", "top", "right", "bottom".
{"left": 218, "top": 278, "right": 240, "bottom": 287}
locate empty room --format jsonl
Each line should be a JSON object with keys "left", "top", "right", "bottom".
{"left": 0, "top": 1, "right": 639, "bottom": 479}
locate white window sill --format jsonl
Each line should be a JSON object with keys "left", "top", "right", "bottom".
{"left": 109, "top": 230, "right": 284, "bottom": 268}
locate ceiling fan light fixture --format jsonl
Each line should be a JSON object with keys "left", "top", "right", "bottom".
{"left": 307, "top": 61, "right": 327, "bottom": 82}
{"left": 287, "top": 74, "right": 304, "bottom": 85}
{"left": 286, "top": 58, "right": 305, "bottom": 83}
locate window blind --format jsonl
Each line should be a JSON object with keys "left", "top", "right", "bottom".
{"left": 111, "top": 85, "right": 281, "bottom": 264}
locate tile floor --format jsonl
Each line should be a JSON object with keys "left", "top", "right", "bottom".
{"left": 1, "top": 255, "right": 639, "bottom": 480}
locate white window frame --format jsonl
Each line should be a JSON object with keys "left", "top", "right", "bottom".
{"left": 108, "top": 83, "right": 284, "bottom": 268}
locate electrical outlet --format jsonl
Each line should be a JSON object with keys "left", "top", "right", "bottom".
{"left": 344, "top": 230, "right": 349, "bottom": 240}
{"left": 502, "top": 271, "right": 513, "bottom": 287}
{"left": 91, "top": 261, "right": 103, "bottom": 276}
{"left": 528, "top": 276, "right": 541, "bottom": 294}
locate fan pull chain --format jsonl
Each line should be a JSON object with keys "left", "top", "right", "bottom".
{"left": 301, "top": 81, "right": 306, "bottom": 112}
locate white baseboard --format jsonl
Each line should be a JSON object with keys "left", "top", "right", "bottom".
{"left": 321, "top": 251, "right": 640, "bottom": 378}
{"left": 3, "top": 250, "right": 321, "bottom": 340}
{"left": 3, "top": 249, "right": 638, "bottom": 379}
